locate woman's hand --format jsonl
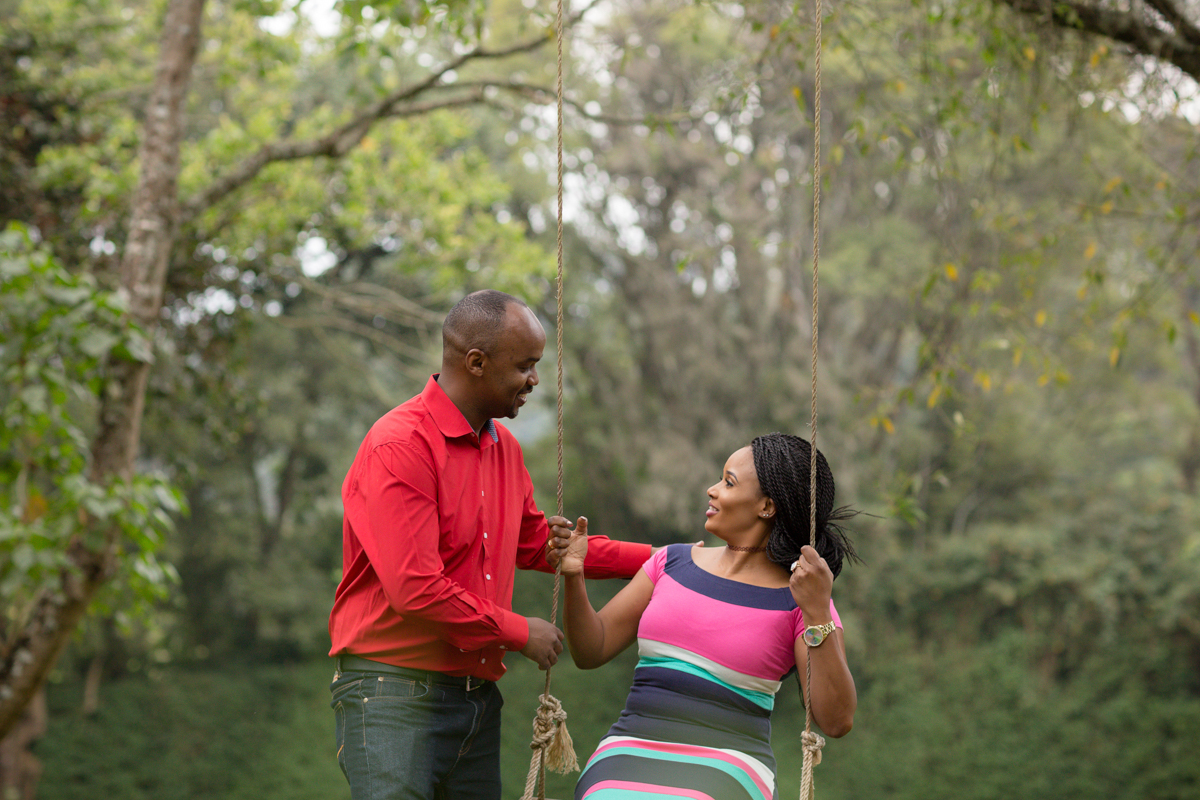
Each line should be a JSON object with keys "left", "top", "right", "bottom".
{"left": 547, "top": 515, "right": 589, "bottom": 576}
{"left": 789, "top": 544, "right": 834, "bottom": 617}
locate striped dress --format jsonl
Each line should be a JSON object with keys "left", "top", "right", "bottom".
{"left": 574, "top": 544, "right": 842, "bottom": 800}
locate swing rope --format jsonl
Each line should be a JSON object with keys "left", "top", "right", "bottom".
{"left": 521, "top": 0, "right": 828, "bottom": 796}
{"left": 799, "top": 0, "right": 826, "bottom": 797}
{"left": 519, "top": 0, "right": 579, "bottom": 796}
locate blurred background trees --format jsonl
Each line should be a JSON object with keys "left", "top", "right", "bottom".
{"left": 2, "top": 0, "right": 1199, "bottom": 796}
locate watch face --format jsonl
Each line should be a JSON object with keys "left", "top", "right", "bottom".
{"left": 803, "top": 627, "right": 825, "bottom": 647}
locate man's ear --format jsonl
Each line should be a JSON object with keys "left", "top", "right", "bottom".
{"left": 465, "top": 348, "right": 487, "bottom": 376}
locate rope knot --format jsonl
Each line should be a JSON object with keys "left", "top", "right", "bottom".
{"left": 801, "top": 730, "right": 825, "bottom": 766}
{"left": 529, "top": 693, "right": 571, "bottom": 752}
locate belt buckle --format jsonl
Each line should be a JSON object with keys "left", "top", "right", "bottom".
{"left": 464, "top": 675, "right": 484, "bottom": 692}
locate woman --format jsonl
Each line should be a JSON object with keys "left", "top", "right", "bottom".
{"left": 556, "top": 433, "right": 858, "bottom": 800}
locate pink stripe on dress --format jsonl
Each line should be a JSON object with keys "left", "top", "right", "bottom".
{"left": 581, "top": 779, "right": 716, "bottom": 799}
{"left": 590, "top": 738, "right": 772, "bottom": 800}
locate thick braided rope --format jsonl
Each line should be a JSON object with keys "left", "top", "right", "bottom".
{"left": 801, "top": 0, "right": 825, "bottom": 799}
{"left": 520, "top": 1, "right": 577, "bottom": 797}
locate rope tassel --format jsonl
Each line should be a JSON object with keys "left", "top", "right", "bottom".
{"left": 520, "top": 693, "right": 579, "bottom": 800}
{"left": 534, "top": 693, "right": 579, "bottom": 773}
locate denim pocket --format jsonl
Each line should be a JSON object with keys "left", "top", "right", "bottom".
{"left": 330, "top": 675, "right": 365, "bottom": 706}
{"left": 367, "top": 675, "right": 433, "bottom": 701}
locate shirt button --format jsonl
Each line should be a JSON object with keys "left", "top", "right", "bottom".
{"left": 481, "top": 658, "right": 486, "bottom": 663}
{"left": 486, "top": 574, "right": 491, "bottom": 580}
{"left": 483, "top": 532, "right": 488, "bottom": 539}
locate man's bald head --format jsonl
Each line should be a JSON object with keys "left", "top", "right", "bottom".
{"left": 442, "top": 290, "right": 529, "bottom": 365}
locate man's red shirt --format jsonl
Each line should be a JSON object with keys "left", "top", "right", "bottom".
{"left": 329, "top": 375, "right": 651, "bottom": 681}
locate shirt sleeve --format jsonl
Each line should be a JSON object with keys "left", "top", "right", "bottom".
{"left": 347, "top": 442, "right": 528, "bottom": 652}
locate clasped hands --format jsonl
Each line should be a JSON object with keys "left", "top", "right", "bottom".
{"left": 546, "top": 515, "right": 588, "bottom": 576}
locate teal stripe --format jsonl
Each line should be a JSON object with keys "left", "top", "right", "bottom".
{"left": 587, "top": 745, "right": 768, "bottom": 800}
{"left": 637, "top": 657, "right": 775, "bottom": 710}
{"left": 585, "top": 790, "right": 704, "bottom": 800}
{"left": 585, "top": 790, "right": 699, "bottom": 800}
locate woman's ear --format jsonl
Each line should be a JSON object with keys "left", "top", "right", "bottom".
{"left": 760, "top": 498, "right": 775, "bottom": 520}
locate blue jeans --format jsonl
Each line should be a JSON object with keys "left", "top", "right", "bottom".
{"left": 330, "top": 669, "right": 505, "bottom": 800}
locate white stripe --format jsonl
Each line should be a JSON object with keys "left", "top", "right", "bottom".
{"left": 595, "top": 735, "right": 777, "bottom": 791}
{"left": 637, "top": 640, "right": 783, "bottom": 695}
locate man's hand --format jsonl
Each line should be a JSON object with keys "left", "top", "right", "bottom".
{"left": 546, "top": 515, "right": 588, "bottom": 574}
{"left": 520, "top": 617, "right": 565, "bottom": 670}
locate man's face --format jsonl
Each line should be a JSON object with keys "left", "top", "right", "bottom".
{"left": 480, "top": 305, "right": 545, "bottom": 420}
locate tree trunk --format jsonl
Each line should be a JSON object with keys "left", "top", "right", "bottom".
{"left": 0, "top": 0, "right": 207, "bottom": 741}
{"left": 0, "top": 689, "right": 46, "bottom": 800}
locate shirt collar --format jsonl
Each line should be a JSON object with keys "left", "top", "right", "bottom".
{"left": 422, "top": 375, "right": 499, "bottom": 446}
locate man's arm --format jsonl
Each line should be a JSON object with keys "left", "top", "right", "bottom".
{"left": 347, "top": 442, "right": 529, "bottom": 653}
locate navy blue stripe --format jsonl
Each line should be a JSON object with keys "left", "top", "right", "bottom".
{"left": 663, "top": 544, "right": 797, "bottom": 611}
{"left": 605, "top": 713, "right": 776, "bottom": 771}
{"left": 603, "top": 670, "right": 776, "bottom": 768}
{"left": 634, "top": 666, "right": 770, "bottom": 718}
{"left": 576, "top": 752, "right": 765, "bottom": 800}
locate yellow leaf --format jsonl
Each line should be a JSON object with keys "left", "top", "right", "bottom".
{"left": 1190, "top": 311, "right": 1200, "bottom": 325}
{"left": 1037, "top": 374, "right": 1050, "bottom": 387}
{"left": 1103, "top": 177, "right": 1122, "bottom": 194}
{"left": 22, "top": 491, "right": 48, "bottom": 524}
{"left": 792, "top": 86, "right": 802, "bottom": 102}
{"left": 976, "top": 371, "right": 992, "bottom": 391}
{"left": 893, "top": 79, "right": 907, "bottom": 93}
{"left": 770, "top": 24, "right": 780, "bottom": 39}
{"left": 1077, "top": 284, "right": 1088, "bottom": 300}
{"left": 927, "top": 385, "right": 943, "bottom": 409}
{"left": 1084, "top": 241, "right": 1097, "bottom": 260}
{"left": 1012, "top": 347, "right": 1024, "bottom": 367}
{"left": 882, "top": 418, "right": 895, "bottom": 435}
{"left": 1035, "top": 310, "right": 1047, "bottom": 327}
{"left": 1156, "top": 180, "right": 1168, "bottom": 191}
{"left": 1109, "top": 347, "right": 1120, "bottom": 367}
{"left": 1100, "top": 200, "right": 1114, "bottom": 215}
{"left": 945, "top": 263, "right": 959, "bottom": 281}
{"left": 1023, "top": 46, "right": 1036, "bottom": 62}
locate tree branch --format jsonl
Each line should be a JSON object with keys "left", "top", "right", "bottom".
{"left": 998, "top": 0, "right": 1200, "bottom": 79}
{"left": 182, "top": 0, "right": 610, "bottom": 223}
{"left": 457, "top": 79, "right": 695, "bottom": 127}
{"left": 1143, "top": 0, "right": 1200, "bottom": 46}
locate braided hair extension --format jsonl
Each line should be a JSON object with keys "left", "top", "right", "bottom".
{"left": 751, "top": 433, "right": 859, "bottom": 578}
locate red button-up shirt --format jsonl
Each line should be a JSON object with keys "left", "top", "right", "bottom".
{"left": 329, "top": 375, "right": 652, "bottom": 681}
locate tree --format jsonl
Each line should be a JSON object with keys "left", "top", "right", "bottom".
{"left": 0, "top": 0, "right": 598, "bottom": 744}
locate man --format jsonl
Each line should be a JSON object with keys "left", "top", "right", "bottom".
{"left": 328, "top": 289, "right": 651, "bottom": 800}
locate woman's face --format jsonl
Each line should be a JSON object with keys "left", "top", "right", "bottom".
{"left": 704, "top": 446, "right": 771, "bottom": 538}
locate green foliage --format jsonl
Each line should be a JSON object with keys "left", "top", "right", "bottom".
{"left": 0, "top": 224, "right": 182, "bottom": 630}
{"left": 38, "top": 660, "right": 349, "bottom": 800}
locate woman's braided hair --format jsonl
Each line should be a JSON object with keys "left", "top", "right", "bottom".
{"left": 751, "top": 432, "right": 859, "bottom": 579}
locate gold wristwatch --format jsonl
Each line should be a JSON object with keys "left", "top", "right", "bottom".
{"left": 802, "top": 620, "right": 837, "bottom": 647}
